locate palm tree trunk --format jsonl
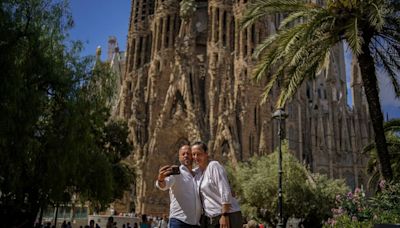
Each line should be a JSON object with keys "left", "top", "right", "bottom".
{"left": 358, "top": 41, "right": 393, "bottom": 180}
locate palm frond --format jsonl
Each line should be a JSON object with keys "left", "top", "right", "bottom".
{"left": 292, "top": 35, "right": 333, "bottom": 69}
{"left": 241, "top": 0, "right": 311, "bottom": 29}
{"left": 287, "top": 30, "right": 336, "bottom": 71}
{"left": 276, "top": 70, "right": 307, "bottom": 107}
{"left": 272, "top": 14, "right": 336, "bottom": 66}
{"left": 384, "top": 119, "right": 400, "bottom": 133}
{"left": 254, "top": 6, "right": 336, "bottom": 107}
{"left": 241, "top": 4, "right": 272, "bottom": 29}
{"left": 374, "top": 51, "right": 400, "bottom": 97}
{"left": 316, "top": 47, "right": 331, "bottom": 75}
{"left": 276, "top": 40, "right": 331, "bottom": 107}
{"left": 252, "top": 24, "right": 309, "bottom": 80}
{"left": 367, "top": 171, "right": 381, "bottom": 192}
{"left": 252, "top": 33, "right": 280, "bottom": 59}
{"left": 363, "top": 142, "right": 376, "bottom": 154}
{"left": 260, "top": 69, "right": 283, "bottom": 104}
{"left": 371, "top": 37, "right": 400, "bottom": 97}
{"left": 344, "top": 17, "right": 363, "bottom": 55}
{"left": 387, "top": 140, "right": 400, "bottom": 149}
{"left": 368, "top": 3, "right": 387, "bottom": 31}
{"left": 279, "top": 10, "right": 312, "bottom": 30}
{"left": 280, "top": 5, "right": 335, "bottom": 41}
{"left": 280, "top": 24, "right": 309, "bottom": 56}
{"left": 287, "top": 16, "right": 336, "bottom": 67}
{"left": 252, "top": 43, "right": 283, "bottom": 81}
{"left": 288, "top": 45, "right": 307, "bottom": 66}
{"left": 380, "top": 33, "right": 400, "bottom": 50}
{"left": 382, "top": 16, "right": 400, "bottom": 37}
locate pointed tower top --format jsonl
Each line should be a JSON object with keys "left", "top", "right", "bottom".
{"left": 108, "top": 36, "right": 118, "bottom": 61}
{"left": 96, "top": 46, "right": 102, "bottom": 60}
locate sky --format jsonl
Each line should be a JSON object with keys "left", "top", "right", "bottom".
{"left": 68, "top": 1, "right": 399, "bottom": 119}
{"left": 69, "top": 0, "right": 131, "bottom": 60}
{"left": 344, "top": 45, "right": 400, "bottom": 120}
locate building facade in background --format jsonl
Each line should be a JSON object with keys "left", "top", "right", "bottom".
{"left": 112, "top": 0, "right": 372, "bottom": 215}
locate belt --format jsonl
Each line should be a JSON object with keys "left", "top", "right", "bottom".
{"left": 203, "top": 214, "right": 224, "bottom": 225}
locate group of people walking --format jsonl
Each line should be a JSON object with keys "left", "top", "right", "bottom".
{"left": 156, "top": 141, "right": 242, "bottom": 228}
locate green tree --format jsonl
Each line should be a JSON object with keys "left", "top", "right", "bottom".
{"left": 227, "top": 142, "right": 348, "bottom": 227}
{"left": 363, "top": 119, "right": 400, "bottom": 191}
{"left": 0, "top": 0, "right": 133, "bottom": 226}
{"left": 241, "top": 0, "right": 400, "bottom": 180}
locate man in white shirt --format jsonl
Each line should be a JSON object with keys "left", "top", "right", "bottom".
{"left": 156, "top": 144, "right": 202, "bottom": 228}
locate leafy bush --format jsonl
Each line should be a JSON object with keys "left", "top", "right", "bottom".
{"left": 227, "top": 142, "right": 348, "bottom": 227}
{"left": 325, "top": 181, "right": 400, "bottom": 227}
{"left": 369, "top": 181, "right": 400, "bottom": 224}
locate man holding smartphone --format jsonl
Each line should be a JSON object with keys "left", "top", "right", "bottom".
{"left": 156, "top": 144, "right": 201, "bottom": 228}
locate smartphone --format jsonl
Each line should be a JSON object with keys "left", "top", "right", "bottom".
{"left": 170, "top": 166, "right": 180, "bottom": 175}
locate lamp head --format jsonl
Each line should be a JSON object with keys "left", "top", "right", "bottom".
{"left": 272, "top": 108, "right": 288, "bottom": 120}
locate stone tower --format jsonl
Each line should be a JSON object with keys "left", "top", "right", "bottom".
{"left": 113, "top": 0, "right": 372, "bottom": 214}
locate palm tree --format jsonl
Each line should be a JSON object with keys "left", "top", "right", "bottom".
{"left": 241, "top": 0, "right": 400, "bottom": 180}
{"left": 364, "top": 119, "right": 400, "bottom": 191}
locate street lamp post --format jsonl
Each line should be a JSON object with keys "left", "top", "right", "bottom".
{"left": 272, "top": 108, "right": 288, "bottom": 228}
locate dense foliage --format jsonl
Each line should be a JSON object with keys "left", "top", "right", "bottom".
{"left": 227, "top": 142, "right": 348, "bottom": 227}
{"left": 325, "top": 182, "right": 400, "bottom": 227}
{"left": 0, "top": 0, "right": 132, "bottom": 227}
{"left": 242, "top": 0, "right": 400, "bottom": 180}
{"left": 363, "top": 119, "right": 400, "bottom": 191}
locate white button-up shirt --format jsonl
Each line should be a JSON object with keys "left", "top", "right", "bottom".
{"left": 195, "top": 161, "right": 241, "bottom": 217}
{"left": 156, "top": 165, "right": 202, "bottom": 225}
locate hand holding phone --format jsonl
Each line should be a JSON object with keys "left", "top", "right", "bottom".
{"left": 170, "top": 165, "right": 180, "bottom": 175}
{"left": 171, "top": 165, "right": 181, "bottom": 175}
{"left": 158, "top": 165, "right": 171, "bottom": 182}
{"left": 158, "top": 165, "right": 180, "bottom": 182}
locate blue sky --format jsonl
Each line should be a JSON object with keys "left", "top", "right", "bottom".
{"left": 69, "top": 0, "right": 131, "bottom": 60}
{"left": 344, "top": 45, "right": 400, "bottom": 120}
{"left": 68, "top": 1, "right": 399, "bottom": 119}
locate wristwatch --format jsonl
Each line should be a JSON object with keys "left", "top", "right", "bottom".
{"left": 221, "top": 212, "right": 229, "bottom": 217}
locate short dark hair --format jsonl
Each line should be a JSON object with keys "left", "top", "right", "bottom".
{"left": 176, "top": 139, "right": 190, "bottom": 150}
{"left": 191, "top": 141, "right": 208, "bottom": 152}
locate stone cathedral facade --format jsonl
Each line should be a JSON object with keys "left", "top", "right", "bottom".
{"left": 112, "top": 0, "right": 372, "bottom": 214}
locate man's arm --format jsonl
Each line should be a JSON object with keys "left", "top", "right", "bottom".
{"left": 219, "top": 203, "right": 232, "bottom": 228}
{"left": 156, "top": 165, "right": 173, "bottom": 190}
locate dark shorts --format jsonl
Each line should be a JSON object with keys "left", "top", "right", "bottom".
{"left": 169, "top": 218, "right": 200, "bottom": 228}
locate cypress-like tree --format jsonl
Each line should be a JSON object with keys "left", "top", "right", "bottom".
{"left": 0, "top": 1, "right": 132, "bottom": 226}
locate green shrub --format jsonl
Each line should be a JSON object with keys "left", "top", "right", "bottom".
{"left": 227, "top": 142, "right": 348, "bottom": 227}
{"left": 325, "top": 181, "right": 400, "bottom": 227}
